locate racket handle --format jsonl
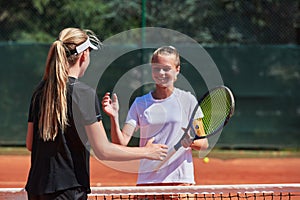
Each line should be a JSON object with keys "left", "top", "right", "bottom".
{"left": 154, "top": 148, "right": 177, "bottom": 172}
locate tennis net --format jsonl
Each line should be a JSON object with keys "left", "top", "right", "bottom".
{"left": 0, "top": 184, "right": 299, "bottom": 200}
{"left": 88, "top": 184, "right": 300, "bottom": 200}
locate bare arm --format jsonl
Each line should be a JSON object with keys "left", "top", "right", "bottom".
{"left": 25, "top": 120, "right": 167, "bottom": 161}
{"left": 85, "top": 121, "right": 168, "bottom": 161}
{"left": 26, "top": 122, "right": 33, "bottom": 151}
{"left": 191, "top": 138, "right": 209, "bottom": 151}
{"left": 102, "top": 92, "right": 134, "bottom": 146}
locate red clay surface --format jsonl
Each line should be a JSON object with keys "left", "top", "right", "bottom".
{"left": 0, "top": 155, "right": 299, "bottom": 188}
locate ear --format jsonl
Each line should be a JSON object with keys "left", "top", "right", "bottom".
{"left": 176, "top": 65, "right": 181, "bottom": 74}
{"left": 174, "top": 65, "right": 180, "bottom": 82}
{"left": 79, "top": 51, "right": 87, "bottom": 66}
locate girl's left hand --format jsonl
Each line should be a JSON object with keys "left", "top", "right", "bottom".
{"left": 101, "top": 92, "right": 119, "bottom": 117}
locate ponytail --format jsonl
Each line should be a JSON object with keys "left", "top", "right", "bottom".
{"left": 39, "top": 40, "right": 69, "bottom": 141}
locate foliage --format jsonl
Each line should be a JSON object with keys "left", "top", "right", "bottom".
{"left": 145, "top": 0, "right": 298, "bottom": 44}
{"left": 0, "top": 0, "right": 298, "bottom": 44}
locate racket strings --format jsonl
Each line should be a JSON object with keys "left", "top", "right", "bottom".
{"left": 200, "top": 89, "right": 232, "bottom": 135}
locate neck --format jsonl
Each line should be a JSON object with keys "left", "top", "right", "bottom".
{"left": 68, "top": 63, "right": 80, "bottom": 78}
{"left": 68, "top": 71, "right": 79, "bottom": 79}
{"left": 152, "top": 86, "right": 174, "bottom": 99}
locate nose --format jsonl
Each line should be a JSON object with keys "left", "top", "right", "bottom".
{"left": 159, "top": 68, "right": 165, "bottom": 75}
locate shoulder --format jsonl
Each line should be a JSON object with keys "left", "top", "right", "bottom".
{"left": 69, "top": 80, "right": 99, "bottom": 111}
{"left": 32, "top": 80, "right": 45, "bottom": 96}
{"left": 30, "top": 80, "right": 46, "bottom": 106}
{"left": 71, "top": 80, "right": 96, "bottom": 97}
{"left": 174, "top": 88, "right": 198, "bottom": 110}
{"left": 174, "top": 88, "right": 196, "bottom": 100}
{"left": 131, "top": 92, "right": 151, "bottom": 105}
{"left": 127, "top": 93, "right": 153, "bottom": 115}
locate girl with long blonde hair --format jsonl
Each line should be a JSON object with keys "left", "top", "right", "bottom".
{"left": 25, "top": 28, "right": 168, "bottom": 200}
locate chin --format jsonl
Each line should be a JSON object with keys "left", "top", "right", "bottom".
{"left": 156, "top": 83, "right": 172, "bottom": 88}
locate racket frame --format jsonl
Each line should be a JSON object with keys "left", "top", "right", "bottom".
{"left": 155, "top": 85, "right": 235, "bottom": 170}
{"left": 194, "top": 85, "right": 235, "bottom": 139}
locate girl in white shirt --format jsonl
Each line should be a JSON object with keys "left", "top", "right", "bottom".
{"left": 102, "top": 46, "right": 209, "bottom": 186}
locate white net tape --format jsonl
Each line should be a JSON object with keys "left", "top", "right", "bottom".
{"left": 1, "top": 184, "right": 300, "bottom": 200}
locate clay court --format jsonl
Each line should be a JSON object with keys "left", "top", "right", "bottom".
{"left": 1, "top": 150, "right": 299, "bottom": 188}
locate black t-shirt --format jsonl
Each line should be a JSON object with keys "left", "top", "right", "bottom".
{"left": 25, "top": 77, "right": 102, "bottom": 195}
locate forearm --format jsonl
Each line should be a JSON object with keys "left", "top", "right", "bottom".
{"left": 191, "top": 138, "right": 209, "bottom": 150}
{"left": 102, "top": 92, "right": 131, "bottom": 146}
{"left": 110, "top": 115, "right": 122, "bottom": 144}
{"left": 110, "top": 115, "right": 130, "bottom": 146}
{"left": 98, "top": 142, "right": 152, "bottom": 161}
{"left": 26, "top": 122, "right": 33, "bottom": 151}
{"left": 86, "top": 122, "right": 166, "bottom": 161}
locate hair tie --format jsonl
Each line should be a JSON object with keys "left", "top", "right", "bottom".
{"left": 56, "top": 39, "right": 63, "bottom": 44}
{"left": 56, "top": 39, "right": 71, "bottom": 57}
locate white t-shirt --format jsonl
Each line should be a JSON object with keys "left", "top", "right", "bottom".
{"left": 125, "top": 88, "right": 204, "bottom": 184}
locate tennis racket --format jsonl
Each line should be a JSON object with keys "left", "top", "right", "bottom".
{"left": 154, "top": 85, "right": 235, "bottom": 171}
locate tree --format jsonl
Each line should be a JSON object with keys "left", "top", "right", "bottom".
{"left": 0, "top": 0, "right": 298, "bottom": 44}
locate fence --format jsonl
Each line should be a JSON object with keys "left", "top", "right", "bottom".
{"left": 0, "top": 43, "right": 299, "bottom": 149}
{"left": 1, "top": 1, "right": 299, "bottom": 45}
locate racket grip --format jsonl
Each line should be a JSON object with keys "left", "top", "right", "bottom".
{"left": 154, "top": 148, "right": 177, "bottom": 172}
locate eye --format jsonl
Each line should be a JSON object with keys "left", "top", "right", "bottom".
{"left": 152, "top": 68, "right": 160, "bottom": 72}
{"left": 163, "top": 67, "right": 171, "bottom": 72}
{"left": 152, "top": 65, "right": 172, "bottom": 73}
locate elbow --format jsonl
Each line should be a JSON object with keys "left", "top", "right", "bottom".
{"left": 93, "top": 151, "right": 105, "bottom": 161}
{"left": 26, "top": 144, "right": 32, "bottom": 152}
{"left": 26, "top": 139, "right": 32, "bottom": 152}
{"left": 92, "top": 149, "right": 110, "bottom": 161}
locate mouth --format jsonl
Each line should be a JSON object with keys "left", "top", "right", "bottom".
{"left": 155, "top": 77, "right": 168, "bottom": 84}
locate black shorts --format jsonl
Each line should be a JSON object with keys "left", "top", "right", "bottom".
{"left": 27, "top": 186, "right": 88, "bottom": 200}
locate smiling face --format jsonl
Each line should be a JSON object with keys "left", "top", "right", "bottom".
{"left": 151, "top": 54, "right": 180, "bottom": 88}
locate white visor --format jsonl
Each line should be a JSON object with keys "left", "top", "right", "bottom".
{"left": 75, "top": 38, "right": 98, "bottom": 54}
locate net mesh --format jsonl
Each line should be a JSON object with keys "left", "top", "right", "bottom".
{"left": 0, "top": 184, "right": 299, "bottom": 200}
{"left": 88, "top": 184, "right": 300, "bottom": 200}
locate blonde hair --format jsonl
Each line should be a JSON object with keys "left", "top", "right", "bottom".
{"left": 151, "top": 46, "right": 180, "bottom": 67}
{"left": 37, "top": 28, "right": 100, "bottom": 141}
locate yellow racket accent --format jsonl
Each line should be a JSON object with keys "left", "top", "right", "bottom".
{"left": 193, "top": 118, "right": 206, "bottom": 137}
